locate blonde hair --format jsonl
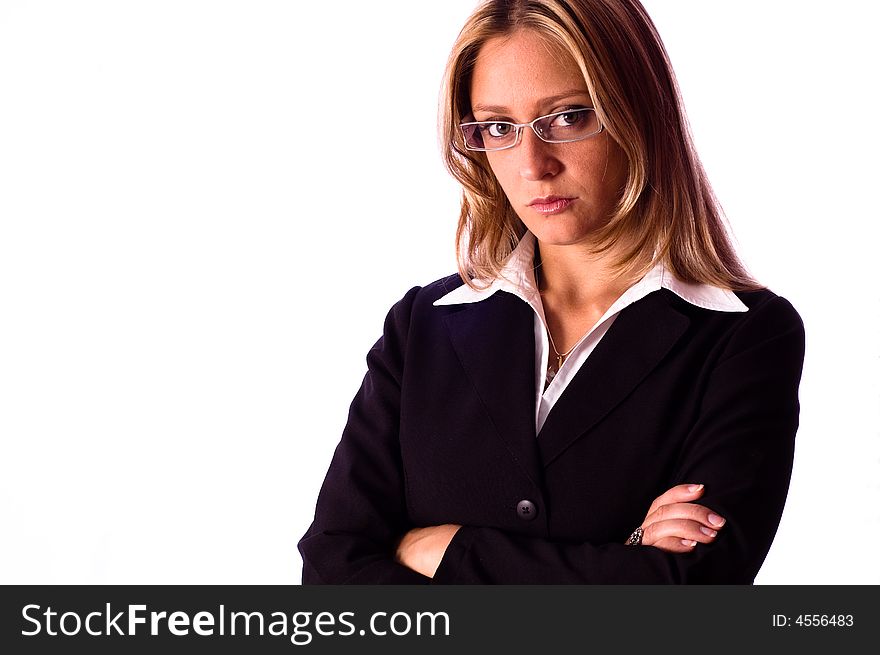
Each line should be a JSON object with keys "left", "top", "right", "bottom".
{"left": 440, "top": 0, "right": 761, "bottom": 291}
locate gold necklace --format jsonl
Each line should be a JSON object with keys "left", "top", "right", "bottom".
{"left": 545, "top": 326, "right": 577, "bottom": 385}
{"left": 536, "top": 262, "right": 580, "bottom": 386}
{"left": 536, "top": 266, "right": 575, "bottom": 386}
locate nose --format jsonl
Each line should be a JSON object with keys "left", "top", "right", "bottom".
{"left": 518, "top": 127, "right": 561, "bottom": 181}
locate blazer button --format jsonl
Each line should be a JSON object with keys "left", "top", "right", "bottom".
{"left": 517, "top": 500, "right": 537, "bottom": 521}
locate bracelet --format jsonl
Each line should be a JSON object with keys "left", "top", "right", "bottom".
{"left": 625, "top": 526, "right": 644, "bottom": 546}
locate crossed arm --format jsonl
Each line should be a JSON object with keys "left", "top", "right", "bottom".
{"left": 395, "top": 483, "right": 726, "bottom": 578}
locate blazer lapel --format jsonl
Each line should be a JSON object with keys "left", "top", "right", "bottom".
{"left": 537, "top": 290, "right": 690, "bottom": 466}
{"left": 442, "top": 291, "right": 543, "bottom": 486}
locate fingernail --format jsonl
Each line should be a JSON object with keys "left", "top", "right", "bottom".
{"left": 681, "top": 539, "right": 697, "bottom": 547}
{"left": 687, "top": 484, "right": 704, "bottom": 493}
{"left": 700, "top": 526, "right": 718, "bottom": 537}
{"left": 708, "top": 513, "right": 726, "bottom": 527}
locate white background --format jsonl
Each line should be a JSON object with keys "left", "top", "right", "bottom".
{"left": 1, "top": 0, "right": 877, "bottom": 584}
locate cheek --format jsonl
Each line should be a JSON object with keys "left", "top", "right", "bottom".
{"left": 604, "top": 140, "right": 629, "bottom": 192}
{"left": 484, "top": 155, "right": 518, "bottom": 194}
{"left": 580, "top": 140, "right": 627, "bottom": 200}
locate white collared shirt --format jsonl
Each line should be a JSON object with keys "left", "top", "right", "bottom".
{"left": 434, "top": 232, "right": 748, "bottom": 434}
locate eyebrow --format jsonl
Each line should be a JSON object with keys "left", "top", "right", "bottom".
{"left": 471, "top": 90, "right": 592, "bottom": 115}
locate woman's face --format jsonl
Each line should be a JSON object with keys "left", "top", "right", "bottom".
{"left": 469, "top": 30, "right": 628, "bottom": 248}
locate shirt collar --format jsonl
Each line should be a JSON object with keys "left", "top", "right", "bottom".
{"left": 433, "top": 231, "right": 748, "bottom": 313}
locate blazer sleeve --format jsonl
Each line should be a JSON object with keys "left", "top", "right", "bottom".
{"left": 298, "top": 285, "right": 431, "bottom": 584}
{"left": 431, "top": 295, "right": 806, "bottom": 584}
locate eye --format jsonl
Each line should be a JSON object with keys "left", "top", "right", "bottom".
{"left": 483, "top": 122, "right": 513, "bottom": 139}
{"left": 550, "top": 109, "right": 586, "bottom": 127}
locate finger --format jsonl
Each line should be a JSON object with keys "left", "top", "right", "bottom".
{"left": 646, "top": 483, "right": 705, "bottom": 516}
{"left": 643, "top": 518, "right": 719, "bottom": 546}
{"left": 650, "top": 536, "right": 699, "bottom": 554}
{"left": 644, "top": 502, "right": 726, "bottom": 531}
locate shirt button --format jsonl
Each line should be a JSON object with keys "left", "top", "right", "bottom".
{"left": 517, "top": 499, "right": 537, "bottom": 521}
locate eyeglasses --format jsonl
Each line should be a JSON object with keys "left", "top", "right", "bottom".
{"left": 459, "top": 107, "right": 603, "bottom": 152}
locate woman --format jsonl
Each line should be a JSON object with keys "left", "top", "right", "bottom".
{"left": 298, "top": 0, "right": 805, "bottom": 583}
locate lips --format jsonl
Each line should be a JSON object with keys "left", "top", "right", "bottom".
{"left": 528, "top": 196, "right": 575, "bottom": 215}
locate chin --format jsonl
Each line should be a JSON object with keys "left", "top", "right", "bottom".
{"left": 528, "top": 222, "right": 596, "bottom": 247}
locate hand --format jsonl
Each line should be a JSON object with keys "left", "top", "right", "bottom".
{"left": 395, "top": 524, "right": 462, "bottom": 578}
{"left": 635, "top": 484, "right": 727, "bottom": 553}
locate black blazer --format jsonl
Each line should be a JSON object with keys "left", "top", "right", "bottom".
{"left": 298, "top": 274, "right": 805, "bottom": 583}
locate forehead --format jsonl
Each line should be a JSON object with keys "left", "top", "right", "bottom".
{"left": 470, "top": 29, "right": 589, "bottom": 115}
